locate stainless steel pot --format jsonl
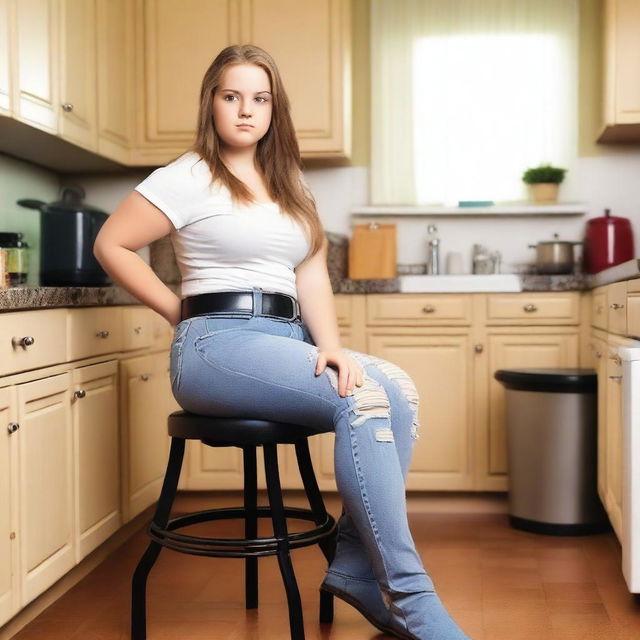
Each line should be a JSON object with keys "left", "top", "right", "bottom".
{"left": 528, "top": 233, "right": 583, "bottom": 275}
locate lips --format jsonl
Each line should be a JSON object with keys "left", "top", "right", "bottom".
{"left": 236, "top": 124, "right": 253, "bottom": 128}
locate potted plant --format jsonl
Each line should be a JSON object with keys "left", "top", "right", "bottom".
{"left": 521, "top": 163, "right": 567, "bottom": 204}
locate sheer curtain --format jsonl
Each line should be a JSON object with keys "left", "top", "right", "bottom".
{"left": 370, "top": 0, "right": 579, "bottom": 205}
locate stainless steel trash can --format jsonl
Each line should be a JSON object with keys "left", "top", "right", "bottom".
{"left": 494, "top": 368, "right": 609, "bottom": 536}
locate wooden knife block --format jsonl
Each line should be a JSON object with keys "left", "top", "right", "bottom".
{"left": 348, "top": 223, "right": 397, "bottom": 279}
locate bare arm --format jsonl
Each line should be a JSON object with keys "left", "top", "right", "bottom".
{"left": 295, "top": 236, "right": 342, "bottom": 351}
{"left": 93, "top": 191, "right": 182, "bottom": 327}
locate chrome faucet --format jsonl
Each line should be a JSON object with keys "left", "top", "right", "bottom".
{"left": 426, "top": 224, "right": 440, "bottom": 274}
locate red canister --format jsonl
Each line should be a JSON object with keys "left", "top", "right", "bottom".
{"left": 582, "top": 209, "right": 635, "bottom": 274}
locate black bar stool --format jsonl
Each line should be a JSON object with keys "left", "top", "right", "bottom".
{"left": 131, "top": 410, "right": 338, "bottom": 640}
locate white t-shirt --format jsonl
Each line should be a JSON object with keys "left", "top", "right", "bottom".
{"left": 134, "top": 152, "right": 310, "bottom": 300}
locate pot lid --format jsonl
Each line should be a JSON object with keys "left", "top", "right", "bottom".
{"left": 47, "top": 185, "right": 107, "bottom": 215}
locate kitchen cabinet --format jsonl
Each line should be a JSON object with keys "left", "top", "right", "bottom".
{"left": 598, "top": 0, "right": 640, "bottom": 143}
{"left": 119, "top": 351, "right": 176, "bottom": 522}
{"left": 96, "top": 0, "right": 135, "bottom": 164}
{"left": 13, "top": 0, "right": 59, "bottom": 133}
{"left": 0, "top": 304, "right": 176, "bottom": 624}
{"left": 0, "top": 0, "right": 11, "bottom": 115}
{"left": 71, "top": 360, "right": 120, "bottom": 562}
{"left": 240, "top": 0, "right": 351, "bottom": 159}
{"left": 16, "top": 372, "right": 75, "bottom": 607}
{"left": 59, "top": 0, "right": 97, "bottom": 150}
{"left": 131, "top": 0, "right": 351, "bottom": 165}
{"left": 368, "top": 328, "right": 474, "bottom": 491}
{"left": 0, "top": 387, "right": 18, "bottom": 628}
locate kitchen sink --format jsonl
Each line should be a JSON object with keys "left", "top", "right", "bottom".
{"left": 397, "top": 274, "right": 523, "bottom": 292}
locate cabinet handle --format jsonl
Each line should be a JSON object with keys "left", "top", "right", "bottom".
{"left": 523, "top": 304, "right": 538, "bottom": 312}
{"left": 610, "top": 303, "right": 625, "bottom": 310}
{"left": 474, "top": 344, "right": 484, "bottom": 353}
{"left": 134, "top": 326, "right": 142, "bottom": 334}
{"left": 12, "top": 335, "right": 35, "bottom": 349}
{"left": 608, "top": 375, "right": 622, "bottom": 381}
{"left": 62, "top": 102, "right": 73, "bottom": 112}
{"left": 140, "top": 374, "right": 151, "bottom": 381}
{"left": 7, "top": 422, "right": 19, "bottom": 434}
{"left": 608, "top": 354, "right": 622, "bottom": 366}
{"left": 96, "top": 330, "right": 110, "bottom": 339}
{"left": 74, "top": 389, "right": 86, "bottom": 399}
{"left": 422, "top": 305, "right": 436, "bottom": 313}
{"left": 595, "top": 351, "right": 602, "bottom": 359}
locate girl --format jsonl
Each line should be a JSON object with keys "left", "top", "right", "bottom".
{"left": 94, "top": 44, "right": 470, "bottom": 640}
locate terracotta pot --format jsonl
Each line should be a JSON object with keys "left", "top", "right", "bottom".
{"left": 529, "top": 183, "right": 559, "bottom": 204}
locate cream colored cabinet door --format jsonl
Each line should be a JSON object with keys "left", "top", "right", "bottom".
{"left": 590, "top": 331, "right": 609, "bottom": 505}
{"left": 604, "top": 334, "right": 627, "bottom": 541}
{"left": 477, "top": 329, "right": 579, "bottom": 491}
{"left": 599, "top": 0, "right": 640, "bottom": 142}
{"left": 71, "top": 360, "right": 120, "bottom": 562}
{"left": 16, "top": 373, "right": 75, "bottom": 607}
{"left": 119, "top": 352, "right": 171, "bottom": 522}
{"left": 0, "top": 0, "right": 12, "bottom": 114}
{"left": 96, "top": 0, "right": 134, "bottom": 163}
{"left": 240, "top": 0, "right": 351, "bottom": 159}
{"left": 131, "top": 0, "right": 240, "bottom": 166}
{"left": 0, "top": 386, "right": 19, "bottom": 626}
{"left": 58, "top": 0, "right": 97, "bottom": 150}
{"left": 366, "top": 329, "right": 474, "bottom": 491}
{"left": 13, "top": 0, "right": 59, "bottom": 132}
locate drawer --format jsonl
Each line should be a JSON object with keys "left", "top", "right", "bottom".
{"left": 607, "top": 282, "right": 627, "bottom": 336}
{"left": 486, "top": 292, "right": 579, "bottom": 325}
{"left": 367, "top": 294, "right": 472, "bottom": 325}
{"left": 122, "top": 306, "right": 154, "bottom": 351}
{"left": 627, "top": 292, "right": 640, "bottom": 339}
{"left": 591, "top": 287, "right": 608, "bottom": 330}
{"left": 0, "top": 309, "right": 68, "bottom": 376}
{"left": 68, "top": 307, "right": 123, "bottom": 361}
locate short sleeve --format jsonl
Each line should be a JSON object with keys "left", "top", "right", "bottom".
{"left": 134, "top": 153, "right": 203, "bottom": 230}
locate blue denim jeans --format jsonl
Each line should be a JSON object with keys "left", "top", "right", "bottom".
{"left": 169, "top": 288, "right": 438, "bottom": 623}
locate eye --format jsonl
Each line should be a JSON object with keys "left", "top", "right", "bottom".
{"left": 223, "top": 94, "right": 237, "bottom": 101}
{"left": 255, "top": 96, "right": 269, "bottom": 103}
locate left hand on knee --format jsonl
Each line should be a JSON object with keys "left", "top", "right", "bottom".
{"left": 315, "top": 349, "right": 364, "bottom": 397}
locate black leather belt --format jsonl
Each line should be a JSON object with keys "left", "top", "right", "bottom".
{"left": 181, "top": 291, "right": 301, "bottom": 322}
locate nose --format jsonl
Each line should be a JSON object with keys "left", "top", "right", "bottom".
{"left": 239, "top": 100, "right": 252, "bottom": 118}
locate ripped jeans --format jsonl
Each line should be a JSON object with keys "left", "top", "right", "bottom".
{"left": 169, "top": 288, "right": 435, "bottom": 608}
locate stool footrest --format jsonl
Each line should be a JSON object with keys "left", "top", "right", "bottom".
{"left": 148, "top": 505, "right": 336, "bottom": 558}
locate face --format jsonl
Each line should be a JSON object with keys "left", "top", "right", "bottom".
{"left": 212, "top": 63, "right": 273, "bottom": 151}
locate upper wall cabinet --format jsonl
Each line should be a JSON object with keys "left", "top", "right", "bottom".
{"left": 59, "top": 0, "right": 97, "bottom": 150}
{"left": 96, "top": 0, "right": 135, "bottom": 164}
{"left": 130, "top": 0, "right": 242, "bottom": 166}
{"left": 239, "top": 0, "right": 351, "bottom": 159}
{"left": 131, "top": 0, "right": 351, "bottom": 165}
{"left": 598, "top": 0, "right": 640, "bottom": 143}
{"left": 13, "top": 0, "right": 59, "bottom": 133}
{"left": 0, "top": 0, "right": 11, "bottom": 115}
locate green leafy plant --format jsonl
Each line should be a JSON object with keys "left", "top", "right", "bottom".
{"left": 521, "top": 163, "right": 567, "bottom": 185}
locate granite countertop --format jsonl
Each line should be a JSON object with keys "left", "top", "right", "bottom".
{"left": 0, "top": 232, "right": 634, "bottom": 312}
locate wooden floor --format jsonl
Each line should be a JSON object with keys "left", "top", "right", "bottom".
{"left": 8, "top": 492, "right": 640, "bottom": 640}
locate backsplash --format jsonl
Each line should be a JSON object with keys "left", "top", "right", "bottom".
{"left": 0, "top": 154, "right": 58, "bottom": 286}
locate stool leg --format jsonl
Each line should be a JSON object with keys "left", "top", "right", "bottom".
{"left": 263, "top": 443, "right": 305, "bottom": 640}
{"left": 243, "top": 445, "right": 258, "bottom": 609}
{"left": 295, "top": 439, "right": 336, "bottom": 625}
{"left": 131, "top": 437, "right": 185, "bottom": 640}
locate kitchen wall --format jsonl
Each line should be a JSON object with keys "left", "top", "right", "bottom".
{"left": 1, "top": 0, "right": 638, "bottom": 283}
{"left": 0, "top": 153, "right": 58, "bottom": 285}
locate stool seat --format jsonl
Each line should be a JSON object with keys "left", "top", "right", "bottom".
{"left": 168, "top": 409, "right": 332, "bottom": 445}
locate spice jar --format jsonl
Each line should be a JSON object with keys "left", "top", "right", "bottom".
{"left": 0, "top": 232, "right": 30, "bottom": 286}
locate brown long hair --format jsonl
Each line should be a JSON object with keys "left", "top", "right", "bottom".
{"left": 187, "top": 44, "right": 324, "bottom": 261}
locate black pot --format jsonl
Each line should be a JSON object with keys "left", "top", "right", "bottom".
{"left": 17, "top": 185, "right": 112, "bottom": 287}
